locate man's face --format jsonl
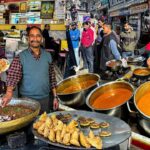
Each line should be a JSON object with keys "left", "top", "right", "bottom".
{"left": 71, "top": 25, "right": 76, "bottom": 30}
{"left": 103, "top": 25, "right": 109, "bottom": 34}
{"left": 124, "top": 23, "right": 130, "bottom": 31}
{"left": 83, "top": 24, "right": 89, "bottom": 30}
{"left": 98, "top": 20, "right": 103, "bottom": 27}
{"left": 45, "top": 25, "right": 50, "bottom": 30}
{"left": 28, "top": 28, "right": 43, "bottom": 49}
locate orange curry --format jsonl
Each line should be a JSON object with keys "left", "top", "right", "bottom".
{"left": 137, "top": 93, "right": 150, "bottom": 116}
{"left": 134, "top": 69, "right": 150, "bottom": 76}
{"left": 91, "top": 88, "right": 132, "bottom": 109}
{"left": 62, "top": 80, "right": 96, "bottom": 94}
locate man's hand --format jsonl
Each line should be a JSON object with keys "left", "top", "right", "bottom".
{"left": 2, "top": 92, "right": 13, "bottom": 107}
{"left": 53, "top": 97, "right": 59, "bottom": 111}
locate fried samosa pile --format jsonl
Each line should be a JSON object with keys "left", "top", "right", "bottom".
{"left": 33, "top": 112, "right": 102, "bottom": 149}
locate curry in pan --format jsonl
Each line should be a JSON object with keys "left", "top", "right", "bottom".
{"left": 91, "top": 88, "right": 132, "bottom": 109}
{"left": 61, "top": 80, "right": 96, "bottom": 94}
{"left": 0, "top": 105, "right": 34, "bottom": 122}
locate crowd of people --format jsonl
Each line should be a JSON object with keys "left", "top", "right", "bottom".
{"left": 64, "top": 19, "right": 139, "bottom": 77}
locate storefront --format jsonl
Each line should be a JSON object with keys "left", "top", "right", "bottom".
{"left": 109, "top": 0, "right": 149, "bottom": 47}
{"left": 0, "top": 0, "right": 66, "bottom": 31}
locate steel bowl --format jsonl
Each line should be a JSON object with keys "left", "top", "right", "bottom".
{"left": 134, "top": 81, "right": 150, "bottom": 135}
{"left": 86, "top": 81, "right": 134, "bottom": 118}
{"left": 0, "top": 97, "right": 40, "bottom": 134}
{"left": 133, "top": 67, "right": 150, "bottom": 79}
{"left": 56, "top": 73, "right": 100, "bottom": 107}
{"left": 106, "top": 59, "right": 122, "bottom": 71}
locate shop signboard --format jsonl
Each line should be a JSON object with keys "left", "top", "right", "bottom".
{"left": 4, "top": 0, "right": 26, "bottom": 2}
{"left": 130, "top": 3, "right": 148, "bottom": 14}
{"left": 55, "top": 0, "right": 65, "bottom": 19}
{"left": 41, "top": 1, "right": 55, "bottom": 19}
{"left": 109, "top": 10, "right": 120, "bottom": 17}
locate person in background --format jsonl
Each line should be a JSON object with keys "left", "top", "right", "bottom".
{"left": 120, "top": 22, "right": 137, "bottom": 58}
{"left": 81, "top": 21, "right": 94, "bottom": 73}
{"left": 95, "top": 19, "right": 104, "bottom": 71}
{"left": 88, "top": 21, "right": 97, "bottom": 44}
{"left": 42, "top": 24, "right": 52, "bottom": 49}
{"left": 64, "top": 24, "right": 77, "bottom": 78}
{"left": 21, "top": 27, "right": 31, "bottom": 44}
{"left": 115, "top": 26, "right": 121, "bottom": 42}
{"left": 146, "top": 42, "right": 150, "bottom": 66}
{"left": 69, "top": 22, "right": 80, "bottom": 67}
{"left": 11, "top": 25, "right": 16, "bottom": 30}
{"left": 2, "top": 26, "right": 59, "bottom": 113}
{"left": 99, "top": 22, "right": 121, "bottom": 71}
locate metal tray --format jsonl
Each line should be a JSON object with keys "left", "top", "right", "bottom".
{"left": 0, "top": 97, "right": 40, "bottom": 134}
{"left": 127, "top": 56, "right": 145, "bottom": 63}
{"left": 32, "top": 111, "right": 131, "bottom": 149}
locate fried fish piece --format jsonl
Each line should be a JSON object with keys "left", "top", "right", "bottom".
{"left": 37, "top": 123, "right": 45, "bottom": 135}
{"left": 70, "top": 130, "right": 80, "bottom": 147}
{"left": 54, "top": 120, "right": 64, "bottom": 131}
{"left": 61, "top": 124, "right": 67, "bottom": 139}
{"left": 33, "top": 121, "right": 43, "bottom": 130}
{"left": 39, "top": 112, "right": 47, "bottom": 122}
{"left": 68, "top": 120, "right": 78, "bottom": 128}
{"left": 48, "top": 128, "right": 56, "bottom": 142}
{"left": 62, "top": 133, "right": 71, "bottom": 145}
{"left": 51, "top": 114, "right": 57, "bottom": 121}
{"left": 86, "top": 136, "right": 102, "bottom": 149}
{"left": 43, "top": 127, "right": 50, "bottom": 138}
{"left": 45, "top": 117, "right": 52, "bottom": 128}
{"left": 88, "top": 130, "right": 95, "bottom": 139}
{"left": 56, "top": 130, "right": 62, "bottom": 143}
{"left": 99, "top": 131, "right": 112, "bottom": 137}
{"left": 79, "top": 132, "right": 91, "bottom": 148}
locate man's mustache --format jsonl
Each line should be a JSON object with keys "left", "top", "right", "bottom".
{"left": 31, "top": 41, "right": 40, "bottom": 43}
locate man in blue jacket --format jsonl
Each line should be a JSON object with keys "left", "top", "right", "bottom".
{"left": 69, "top": 22, "right": 80, "bottom": 67}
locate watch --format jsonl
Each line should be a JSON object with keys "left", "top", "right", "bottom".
{"left": 54, "top": 95, "right": 59, "bottom": 99}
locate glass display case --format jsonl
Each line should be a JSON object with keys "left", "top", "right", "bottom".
{"left": 10, "top": 12, "right": 42, "bottom": 24}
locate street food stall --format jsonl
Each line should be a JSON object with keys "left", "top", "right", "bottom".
{"left": 0, "top": 1, "right": 150, "bottom": 150}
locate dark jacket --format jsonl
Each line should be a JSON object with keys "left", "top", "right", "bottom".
{"left": 100, "top": 32, "right": 119, "bottom": 70}
{"left": 42, "top": 29, "right": 52, "bottom": 49}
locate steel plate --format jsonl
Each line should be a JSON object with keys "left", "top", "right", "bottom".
{"left": 127, "top": 56, "right": 145, "bottom": 63}
{"left": 0, "top": 97, "right": 40, "bottom": 134}
{"left": 32, "top": 111, "right": 131, "bottom": 149}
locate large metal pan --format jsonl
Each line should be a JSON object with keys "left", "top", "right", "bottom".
{"left": 86, "top": 81, "right": 134, "bottom": 118}
{"left": 33, "top": 111, "right": 131, "bottom": 149}
{"left": 56, "top": 73, "right": 100, "bottom": 107}
{"left": 133, "top": 81, "right": 150, "bottom": 135}
{"left": 0, "top": 97, "right": 40, "bottom": 134}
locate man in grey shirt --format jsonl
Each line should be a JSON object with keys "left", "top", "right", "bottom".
{"left": 120, "top": 22, "right": 137, "bottom": 58}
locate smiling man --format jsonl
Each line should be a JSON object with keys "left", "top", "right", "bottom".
{"left": 2, "top": 26, "right": 59, "bottom": 113}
